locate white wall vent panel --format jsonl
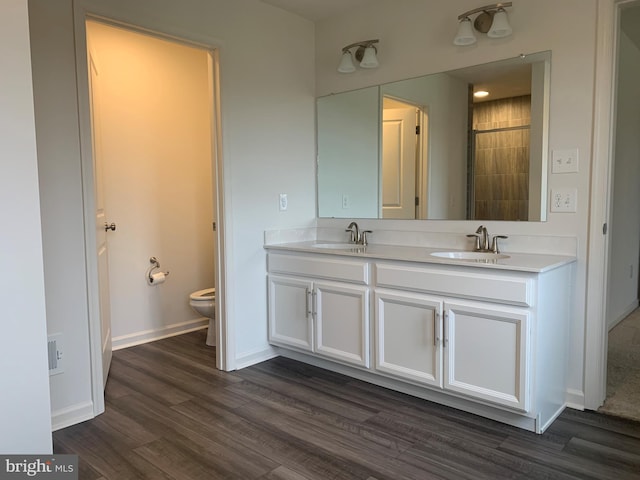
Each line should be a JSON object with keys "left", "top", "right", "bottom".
{"left": 48, "top": 333, "right": 64, "bottom": 376}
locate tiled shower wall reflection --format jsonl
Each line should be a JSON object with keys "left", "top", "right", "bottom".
{"left": 472, "top": 95, "right": 531, "bottom": 221}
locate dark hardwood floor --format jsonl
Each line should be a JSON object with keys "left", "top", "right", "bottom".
{"left": 53, "top": 330, "right": 640, "bottom": 479}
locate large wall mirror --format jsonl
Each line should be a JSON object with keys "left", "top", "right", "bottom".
{"left": 317, "top": 51, "right": 551, "bottom": 221}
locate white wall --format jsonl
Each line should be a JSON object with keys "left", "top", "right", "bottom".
{"left": 28, "top": 0, "right": 317, "bottom": 425}
{"left": 0, "top": 0, "right": 52, "bottom": 453}
{"left": 608, "top": 30, "right": 640, "bottom": 328}
{"left": 86, "top": 21, "right": 215, "bottom": 346}
{"left": 315, "top": 0, "right": 596, "bottom": 406}
{"left": 317, "top": 87, "right": 379, "bottom": 218}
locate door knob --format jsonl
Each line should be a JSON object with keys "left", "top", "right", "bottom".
{"left": 104, "top": 222, "right": 116, "bottom": 232}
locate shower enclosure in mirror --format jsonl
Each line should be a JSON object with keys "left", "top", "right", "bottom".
{"left": 316, "top": 51, "right": 550, "bottom": 221}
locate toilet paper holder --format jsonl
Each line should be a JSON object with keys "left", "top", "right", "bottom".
{"left": 146, "top": 256, "right": 170, "bottom": 284}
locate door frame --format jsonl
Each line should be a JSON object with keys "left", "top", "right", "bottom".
{"left": 584, "top": 0, "right": 631, "bottom": 410}
{"left": 73, "top": 7, "right": 232, "bottom": 417}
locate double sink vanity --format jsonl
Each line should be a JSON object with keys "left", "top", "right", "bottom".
{"left": 264, "top": 226, "right": 575, "bottom": 433}
{"left": 265, "top": 49, "right": 574, "bottom": 433}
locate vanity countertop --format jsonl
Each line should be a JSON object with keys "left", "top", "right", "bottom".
{"left": 264, "top": 241, "right": 576, "bottom": 273}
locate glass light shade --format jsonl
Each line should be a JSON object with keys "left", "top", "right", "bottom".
{"left": 487, "top": 9, "right": 512, "bottom": 38}
{"left": 337, "top": 51, "right": 356, "bottom": 73}
{"left": 359, "top": 46, "right": 379, "bottom": 69}
{"left": 453, "top": 18, "right": 477, "bottom": 46}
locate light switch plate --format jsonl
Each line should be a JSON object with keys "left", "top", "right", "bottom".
{"left": 552, "top": 148, "right": 579, "bottom": 173}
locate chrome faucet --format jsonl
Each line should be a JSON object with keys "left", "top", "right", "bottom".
{"left": 477, "top": 225, "right": 489, "bottom": 251}
{"left": 467, "top": 225, "right": 508, "bottom": 253}
{"left": 346, "top": 222, "right": 359, "bottom": 244}
{"left": 345, "top": 221, "right": 372, "bottom": 246}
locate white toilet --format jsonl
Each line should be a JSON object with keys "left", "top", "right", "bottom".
{"left": 189, "top": 288, "right": 216, "bottom": 346}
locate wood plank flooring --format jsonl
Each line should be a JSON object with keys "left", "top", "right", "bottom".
{"left": 53, "top": 330, "right": 640, "bottom": 479}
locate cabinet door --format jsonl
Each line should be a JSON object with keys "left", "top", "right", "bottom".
{"left": 268, "top": 275, "right": 313, "bottom": 352}
{"left": 314, "top": 281, "right": 369, "bottom": 367}
{"left": 375, "top": 290, "right": 443, "bottom": 387}
{"left": 444, "top": 300, "right": 530, "bottom": 411}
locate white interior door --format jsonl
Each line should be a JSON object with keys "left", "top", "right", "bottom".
{"left": 89, "top": 49, "right": 113, "bottom": 388}
{"left": 382, "top": 106, "right": 417, "bottom": 219}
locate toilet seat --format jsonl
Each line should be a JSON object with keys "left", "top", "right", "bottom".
{"left": 190, "top": 288, "right": 215, "bottom": 301}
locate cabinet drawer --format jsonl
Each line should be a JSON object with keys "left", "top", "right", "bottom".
{"left": 268, "top": 254, "right": 369, "bottom": 285}
{"left": 375, "top": 263, "right": 533, "bottom": 307}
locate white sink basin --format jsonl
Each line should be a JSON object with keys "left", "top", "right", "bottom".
{"left": 431, "top": 251, "right": 510, "bottom": 261}
{"left": 311, "top": 243, "right": 363, "bottom": 249}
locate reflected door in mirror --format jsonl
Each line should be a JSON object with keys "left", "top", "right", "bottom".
{"left": 382, "top": 101, "right": 418, "bottom": 219}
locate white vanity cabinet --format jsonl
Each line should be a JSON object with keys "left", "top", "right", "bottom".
{"left": 374, "top": 261, "right": 570, "bottom": 421}
{"left": 443, "top": 300, "right": 530, "bottom": 412}
{"left": 376, "top": 287, "right": 530, "bottom": 411}
{"left": 267, "top": 253, "right": 370, "bottom": 368}
{"left": 268, "top": 275, "right": 314, "bottom": 352}
{"left": 265, "top": 244, "right": 574, "bottom": 433}
{"left": 374, "top": 290, "right": 443, "bottom": 388}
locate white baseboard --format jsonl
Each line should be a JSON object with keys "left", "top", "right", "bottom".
{"left": 538, "top": 403, "right": 568, "bottom": 433}
{"left": 608, "top": 300, "right": 639, "bottom": 331}
{"left": 565, "top": 388, "right": 585, "bottom": 410}
{"left": 112, "top": 318, "right": 209, "bottom": 350}
{"left": 51, "top": 401, "right": 95, "bottom": 432}
{"left": 235, "top": 346, "right": 279, "bottom": 370}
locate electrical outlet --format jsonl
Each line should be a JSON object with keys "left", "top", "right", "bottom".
{"left": 279, "top": 193, "right": 288, "bottom": 211}
{"left": 550, "top": 188, "right": 577, "bottom": 212}
{"left": 342, "top": 194, "right": 350, "bottom": 209}
{"left": 552, "top": 148, "right": 579, "bottom": 173}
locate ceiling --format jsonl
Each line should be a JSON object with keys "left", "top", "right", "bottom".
{"left": 260, "top": 0, "right": 375, "bottom": 21}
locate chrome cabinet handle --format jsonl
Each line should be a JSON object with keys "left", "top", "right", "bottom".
{"left": 312, "top": 290, "right": 317, "bottom": 320}
{"left": 443, "top": 311, "right": 449, "bottom": 347}
{"left": 104, "top": 222, "right": 116, "bottom": 232}
{"left": 305, "top": 288, "right": 312, "bottom": 318}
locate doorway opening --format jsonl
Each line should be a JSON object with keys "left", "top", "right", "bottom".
{"left": 600, "top": 0, "right": 640, "bottom": 422}
{"left": 76, "top": 16, "right": 227, "bottom": 416}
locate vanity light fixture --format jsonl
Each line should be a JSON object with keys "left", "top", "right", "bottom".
{"left": 337, "top": 39, "right": 379, "bottom": 73}
{"left": 454, "top": 2, "right": 513, "bottom": 46}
